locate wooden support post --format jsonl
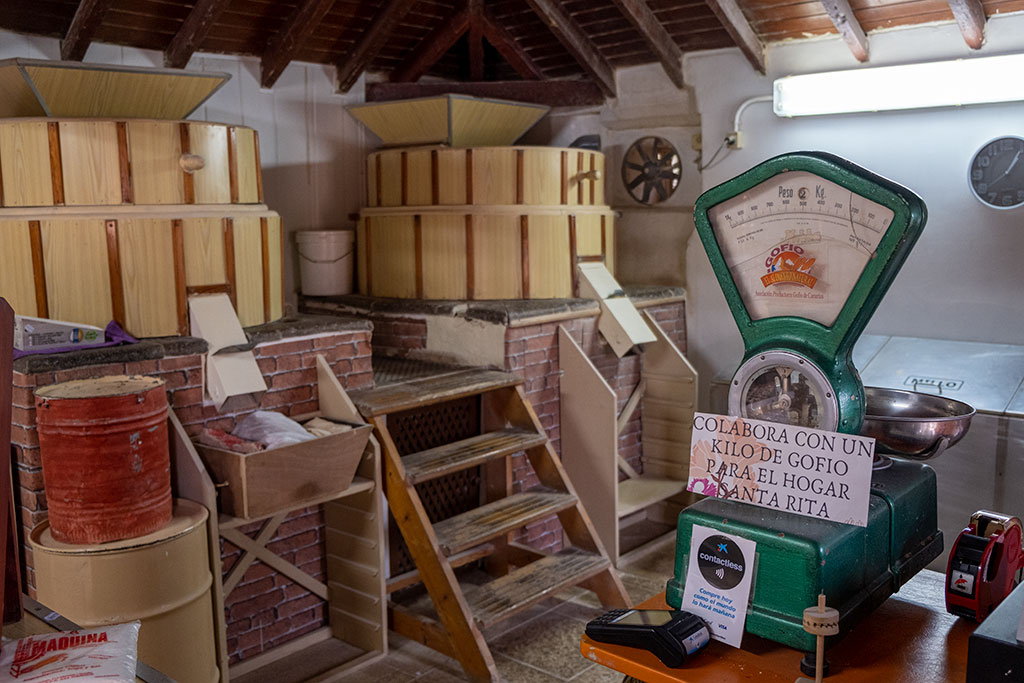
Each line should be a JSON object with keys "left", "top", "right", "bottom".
{"left": 61, "top": 0, "right": 113, "bottom": 61}
{"left": 165, "top": 0, "right": 232, "bottom": 68}
{"left": 949, "top": 0, "right": 986, "bottom": 49}
{"left": 521, "top": 0, "right": 617, "bottom": 96}
{"left": 820, "top": 0, "right": 869, "bottom": 62}
{"left": 703, "top": 0, "right": 765, "bottom": 73}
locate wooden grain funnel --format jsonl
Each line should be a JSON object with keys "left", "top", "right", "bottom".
{"left": 347, "top": 95, "right": 548, "bottom": 147}
{"left": 0, "top": 59, "right": 228, "bottom": 119}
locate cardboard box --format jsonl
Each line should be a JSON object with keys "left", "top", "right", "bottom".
{"left": 14, "top": 316, "right": 104, "bottom": 352}
{"left": 195, "top": 416, "right": 372, "bottom": 520}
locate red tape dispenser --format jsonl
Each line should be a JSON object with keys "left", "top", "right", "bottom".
{"left": 946, "top": 510, "right": 1024, "bottom": 622}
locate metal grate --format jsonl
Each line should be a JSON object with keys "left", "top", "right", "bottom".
{"left": 388, "top": 396, "right": 482, "bottom": 576}
{"left": 372, "top": 356, "right": 468, "bottom": 387}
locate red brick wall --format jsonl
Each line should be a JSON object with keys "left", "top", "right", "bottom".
{"left": 366, "top": 316, "right": 427, "bottom": 357}
{"left": 220, "top": 506, "right": 327, "bottom": 663}
{"left": 10, "top": 329, "right": 371, "bottom": 664}
{"left": 645, "top": 301, "right": 687, "bottom": 352}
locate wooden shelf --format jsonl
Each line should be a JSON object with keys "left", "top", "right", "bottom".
{"left": 617, "top": 477, "right": 687, "bottom": 519}
{"left": 218, "top": 477, "right": 375, "bottom": 531}
{"left": 559, "top": 312, "right": 699, "bottom": 562}
{"left": 168, "top": 355, "right": 387, "bottom": 683}
{"left": 229, "top": 627, "right": 378, "bottom": 683}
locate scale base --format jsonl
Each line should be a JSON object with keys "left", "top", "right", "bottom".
{"left": 666, "top": 459, "right": 942, "bottom": 651}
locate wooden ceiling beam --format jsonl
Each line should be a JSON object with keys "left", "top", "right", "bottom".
{"left": 390, "top": 7, "right": 471, "bottom": 83}
{"left": 336, "top": 0, "right": 420, "bottom": 92}
{"left": 165, "top": 0, "right": 232, "bottom": 68}
{"left": 608, "top": 0, "right": 685, "bottom": 88}
{"left": 948, "top": 0, "right": 986, "bottom": 49}
{"left": 521, "top": 0, "right": 617, "bottom": 97}
{"left": 703, "top": 0, "right": 765, "bottom": 73}
{"left": 469, "top": 0, "right": 484, "bottom": 81}
{"left": 821, "top": 0, "right": 869, "bottom": 61}
{"left": 367, "top": 80, "right": 605, "bottom": 107}
{"left": 479, "top": 8, "right": 545, "bottom": 80}
{"left": 61, "top": 0, "right": 114, "bottom": 61}
{"left": 261, "top": 0, "right": 337, "bottom": 88}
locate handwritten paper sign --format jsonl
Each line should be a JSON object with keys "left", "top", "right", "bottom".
{"left": 683, "top": 525, "right": 756, "bottom": 647}
{"left": 686, "top": 413, "right": 875, "bottom": 526}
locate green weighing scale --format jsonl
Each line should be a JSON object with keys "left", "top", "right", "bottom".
{"left": 666, "top": 151, "right": 944, "bottom": 655}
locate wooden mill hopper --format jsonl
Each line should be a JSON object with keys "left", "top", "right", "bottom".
{"left": 0, "top": 60, "right": 284, "bottom": 338}
{"left": 349, "top": 95, "right": 616, "bottom": 300}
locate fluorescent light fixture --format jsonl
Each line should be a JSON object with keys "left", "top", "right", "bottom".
{"left": 774, "top": 53, "right": 1024, "bottom": 117}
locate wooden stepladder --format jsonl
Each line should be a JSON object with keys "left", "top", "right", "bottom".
{"left": 350, "top": 368, "right": 630, "bottom": 682}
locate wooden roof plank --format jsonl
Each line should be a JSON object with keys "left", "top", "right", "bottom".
{"left": 949, "top": 0, "right": 986, "bottom": 48}
{"left": 821, "top": 0, "right": 869, "bottom": 60}
{"left": 261, "top": 0, "right": 337, "bottom": 87}
{"left": 603, "top": 0, "right": 686, "bottom": 86}
{"left": 165, "top": 0, "right": 234, "bottom": 68}
{"left": 335, "top": 0, "right": 419, "bottom": 92}
{"left": 521, "top": 0, "right": 617, "bottom": 96}
{"left": 367, "top": 79, "right": 605, "bottom": 106}
{"left": 389, "top": 6, "right": 470, "bottom": 82}
{"left": 480, "top": 7, "right": 546, "bottom": 79}
{"left": 61, "top": 0, "right": 114, "bottom": 60}
{"left": 703, "top": 0, "right": 765, "bottom": 72}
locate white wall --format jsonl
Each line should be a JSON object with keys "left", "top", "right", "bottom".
{"left": 0, "top": 30, "right": 370, "bottom": 313}
{"left": 529, "top": 63, "right": 703, "bottom": 287}
{"left": 684, "top": 15, "right": 1024, "bottom": 406}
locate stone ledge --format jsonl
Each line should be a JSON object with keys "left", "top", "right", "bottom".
{"left": 299, "top": 285, "right": 686, "bottom": 328}
{"left": 13, "top": 315, "right": 370, "bottom": 375}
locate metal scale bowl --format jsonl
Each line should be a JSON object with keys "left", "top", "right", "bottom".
{"left": 863, "top": 386, "right": 975, "bottom": 460}
{"left": 667, "top": 151, "right": 973, "bottom": 655}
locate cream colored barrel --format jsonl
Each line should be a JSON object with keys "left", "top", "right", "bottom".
{"left": 366, "top": 146, "right": 606, "bottom": 208}
{"left": 0, "top": 119, "right": 263, "bottom": 207}
{"left": 30, "top": 499, "right": 219, "bottom": 683}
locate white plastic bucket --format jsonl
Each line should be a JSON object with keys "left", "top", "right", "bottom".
{"left": 296, "top": 230, "right": 354, "bottom": 296}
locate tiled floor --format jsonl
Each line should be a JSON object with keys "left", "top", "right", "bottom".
{"left": 332, "top": 533, "right": 678, "bottom": 683}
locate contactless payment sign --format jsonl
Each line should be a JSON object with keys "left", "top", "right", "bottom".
{"left": 684, "top": 525, "right": 756, "bottom": 647}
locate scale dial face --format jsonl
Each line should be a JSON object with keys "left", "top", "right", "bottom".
{"left": 707, "top": 171, "right": 896, "bottom": 327}
{"left": 729, "top": 350, "right": 839, "bottom": 430}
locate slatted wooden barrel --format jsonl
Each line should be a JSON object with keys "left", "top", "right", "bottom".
{"left": 359, "top": 146, "right": 615, "bottom": 300}
{"left": 0, "top": 118, "right": 283, "bottom": 337}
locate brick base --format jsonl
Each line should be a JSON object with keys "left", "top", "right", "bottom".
{"left": 11, "top": 329, "right": 371, "bottom": 663}
{"left": 9, "top": 297, "right": 686, "bottom": 663}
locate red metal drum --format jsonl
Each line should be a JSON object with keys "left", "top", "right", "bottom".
{"left": 35, "top": 375, "right": 172, "bottom": 544}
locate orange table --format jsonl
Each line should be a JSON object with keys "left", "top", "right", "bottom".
{"left": 580, "top": 570, "right": 974, "bottom": 682}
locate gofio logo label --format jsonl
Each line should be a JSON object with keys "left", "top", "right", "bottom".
{"left": 761, "top": 243, "right": 817, "bottom": 289}
{"left": 697, "top": 535, "right": 747, "bottom": 590}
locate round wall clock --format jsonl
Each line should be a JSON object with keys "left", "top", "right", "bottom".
{"left": 969, "top": 136, "right": 1024, "bottom": 209}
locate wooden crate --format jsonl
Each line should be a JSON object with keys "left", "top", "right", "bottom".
{"left": 196, "top": 418, "right": 372, "bottom": 520}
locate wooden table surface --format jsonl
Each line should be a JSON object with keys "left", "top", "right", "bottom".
{"left": 580, "top": 570, "right": 974, "bottom": 682}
